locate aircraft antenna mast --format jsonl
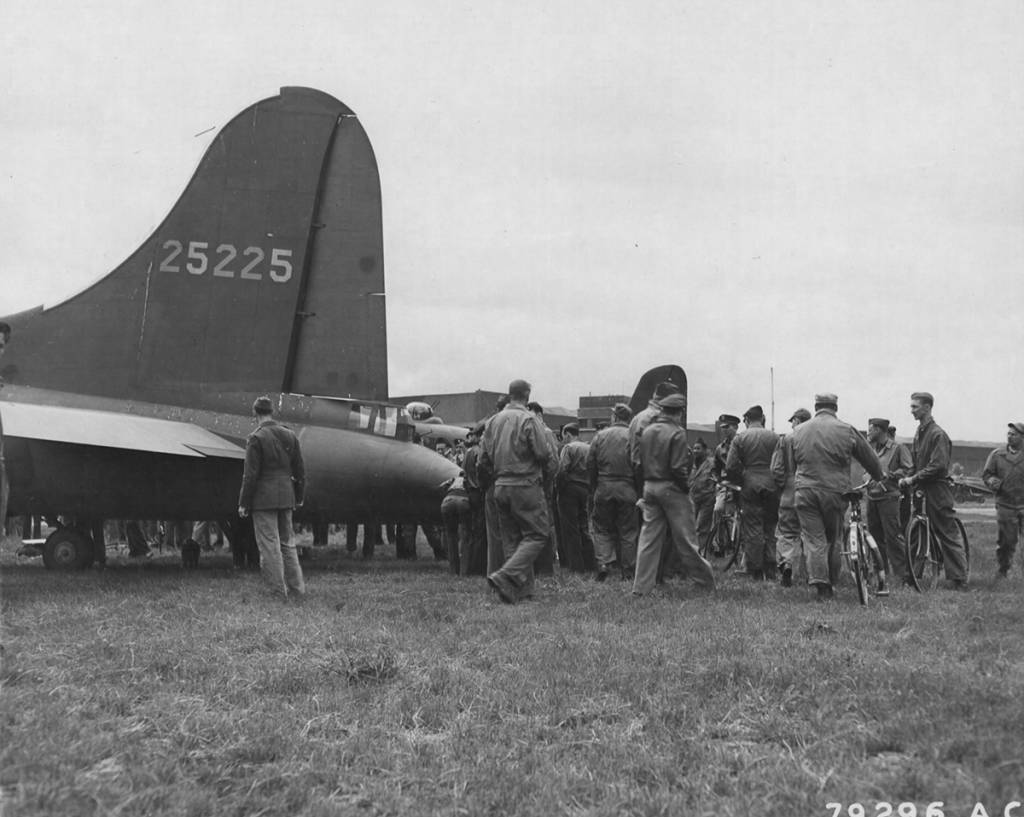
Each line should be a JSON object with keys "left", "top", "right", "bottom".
{"left": 770, "top": 366, "right": 775, "bottom": 432}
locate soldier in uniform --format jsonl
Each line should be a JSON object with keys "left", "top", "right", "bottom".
{"left": 587, "top": 403, "right": 637, "bottom": 580}
{"left": 711, "top": 413, "right": 741, "bottom": 554}
{"left": 726, "top": 405, "right": 780, "bottom": 580}
{"left": 631, "top": 394, "right": 715, "bottom": 596}
{"left": 790, "top": 393, "right": 883, "bottom": 601}
{"left": 770, "top": 407, "right": 811, "bottom": 586}
{"left": 983, "top": 422, "right": 1024, "bottom": 578}
{"left": 556, "top": 423, "right": 593, "bottom": 572}
{"left": 688, "top": 438, "right": 716, "bottom": 557}
{"left": 865, "top": 417, "right": 912, "bottom": 584}
{"left": 238, "top": 396, "right": 306, "bottom": 600}
{"left": 460, "top": 422, "right": 488, "bottom": 575}
{"left": 898, "top": 392, "right": 969, "bottom": 589}
{"left": 479, "top": 379, "right": 557, "bottom": 604}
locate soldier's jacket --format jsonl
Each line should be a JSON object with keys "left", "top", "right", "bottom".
{"left": 790, "top": 409, "right": 882, "bottom": 493}
{"left": 627, "top": 403, "right": 660, "bottom": 473}
{"left": 689, "top": 455, "right": 716, "bottom": 504}
{"left": 558, "top": 440, "right": 591, "bottom": 489}
{"left": 638, "top": 414, "right": 690, "bottom": 490}
{"left": 479, "top": 403, "right": 556, "bottom": 486}
{"left": 239, "top": 419, "right": 305, "bottom": 510}
{"left": 770, "top": 434, "right": 797, "bottom": 507}
{"left": 911, "top": 417, "right": 952, "bottom": 486}
{"left": 587, "top": 422, "right": 633, "bottom": 488}
{"left": 867, "top": 438, "right": 913, "bottom": 500}
{"left": 983, "top": 445, "right": 1024, "bottom": 509}
{"left": 725, "top": 426, "right": 779, "bottom": 493}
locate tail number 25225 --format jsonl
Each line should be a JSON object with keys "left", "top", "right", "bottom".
{"left": 158, "top": 240, "right": 293, "bottom": 283}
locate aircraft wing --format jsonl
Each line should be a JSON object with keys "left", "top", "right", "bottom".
{"left": 0, "top": 401, "right": 245, "bottom": 459}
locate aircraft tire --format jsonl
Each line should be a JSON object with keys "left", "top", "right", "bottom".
{"left": 42, "top": 528, "right": 95, "bottom": 571}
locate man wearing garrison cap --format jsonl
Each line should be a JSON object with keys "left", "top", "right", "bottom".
{"left": 479, "top": 379, "right": 558, "bottom": 604}
{"left": 770, "top": 407, "right": 811, "bottom": 586}
{"left": 710, "top": 413, "right": 741, "bottom": 555}
{"left": 898, "top": 392, "right": 969, "bottom": 589}
{"left": 865, "top": 417, "right": 913, "bottom": 585}
{"left": 587, "top": 403, "right": 638, "bottom": 580}
{"left": 557, "top": 423, "right": 595, "bottom": 573}
{"left": 632, "top": 392, "right": 715, "bottom": 596}
{"left": 725, "top": 405, "right": 780, "bottom": 580}
{"left": 983, "top": 422, "right": 1024, "bottom": 578}
{"left": 789, "top": 393, "right": 884, "bottom": 601}
{"left": 238, "top": 395, "right": 307, "bottom": 600}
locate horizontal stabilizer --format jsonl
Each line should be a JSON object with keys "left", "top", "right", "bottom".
{"left": 0, "top": 401, "right": 245, "bottom": 459}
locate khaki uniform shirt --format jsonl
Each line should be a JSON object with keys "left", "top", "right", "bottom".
{"left": 983, "top": 446, "right": 1024, "bottom": 509}
{"left": 587, "top": 422, "right": 633, "bottom": 487}
{"left": 479, "top": 403, "right": 556, "bottom": 486}
{"left": 239, "top": 419, "right": 305, "bottom": 510}
{"left": 790, "top": 409, "right": 882, "bottom": 493}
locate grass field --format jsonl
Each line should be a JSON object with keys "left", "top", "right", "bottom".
{"left": 1, "top": 511, "right": 1021, "bottom": 817}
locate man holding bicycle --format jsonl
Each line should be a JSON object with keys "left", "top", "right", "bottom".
{"left": 865, "top": 418, "right": 913, "bottom": 583}
{"left": 790, "top": 393, "right": 885, "bottom": 601}
{"left": 982, "top": 421, "right": 1024, "bottom": 579}
{"left": 897, "top": 392, "right": 969, "bottom": 590}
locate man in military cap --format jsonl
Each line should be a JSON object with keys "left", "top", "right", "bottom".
{"left": 460, "top": 422, "right": 488, "bottom": 575}
{"left": 770, "top": 407, "right": 811, "bottom": 586}
{"left": 632, "top": 393, "right": 715, "bottom": 596}
{"left": 689, "top": 438, "right": 716, "bottom": 560}
{"left": 711, "top": 413, "right": 741, "bottom": 554}
{"left": 628, "top": 381, "right": 683, "bottom": 478}
{"left": 556, "top": 423, "right": 594, "bottom": 572}
{"left": 726, "top": 405, "right": 780, "bottom": 579}
{"left": 588, "top": 403, "right": 638, "bottom": 580}
{"left": 865, "top": 417, "right": 913, "bottom": 585}
{"left": 898, "top": 392, "right": 969, "bottom": 589}
{"left": 238, "top": 395, "right": 306, "bottom": 600}
{"left": 982, "top": 422, "right": 1024, "bottom": 578}
{"left": 479, "top": 379, "right": 557, "bottom": 603}
{"left": 790, "top": 393, "right": 884, "bottom": 601}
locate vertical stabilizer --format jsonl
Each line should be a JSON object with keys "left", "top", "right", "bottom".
{"left": 1, "top": 87, "right": 388, "bottom": 407}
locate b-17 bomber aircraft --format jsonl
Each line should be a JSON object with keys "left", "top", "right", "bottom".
{"left": 0, "top": 87, "right": 459, "bottom": 570}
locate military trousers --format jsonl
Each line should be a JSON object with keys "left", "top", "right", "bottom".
{"left": 493, "top": 481, "right": 551, "bottom": 599}
{"left": 867, "top": 496, "right": 906, "bottom": 579}
{"left": 739, "top": 487, "right": 779, "bottom": 575}
{"left": 996, "top": 505, "right": 1024, "bottom": 572}
{"left": 252, "top": 508, "right": 305, "bottom": 598}
{"left": 441, "top": 494, "right": 472, "bottom": 576}
{"left": 485, "top": 486, "right": 503, "bottom": 575}
{"left": 633, "top": 481, "right": 714, "bottom": 595}
{"left": 592, "top": 480, "right": 638, "bottom": 571}
{"left": 775, "top": 502, "right": 802, "bottom": 575}
{"left": 794, "top": 488, "right": 845, "bottom": 587}
{"left": 921, "top": 482, "right": 968, "bottom": 582}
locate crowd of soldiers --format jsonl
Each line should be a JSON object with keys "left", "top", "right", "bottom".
{"left": 441, "top": 378, "right": 1024, "bottom": 604}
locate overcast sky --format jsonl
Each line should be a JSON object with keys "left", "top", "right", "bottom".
{"left": 2, "top": 1, "right": 1021, "bottom": 440}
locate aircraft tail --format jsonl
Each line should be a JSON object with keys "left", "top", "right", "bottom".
{"left": 1, "top": 87, "right": 388, "bottom": 406}
{"left": 628, "top": 365, "right": 688, "bottom": 426}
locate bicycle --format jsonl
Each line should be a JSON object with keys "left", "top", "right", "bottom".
{"left": 703, "top": 479, "right": 743, "bottom": 571}
{"left": 842, "top": 480, "right": 888, "bottom": 605}
{"left": 903, "top": 481, "right": 971, "bottom": 592}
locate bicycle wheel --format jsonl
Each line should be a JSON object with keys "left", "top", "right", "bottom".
{"left": 905, "top": 519, "right": 940, "bottom": 591}
{"left": 849, "top": 527, "right": 869, "bottom": 605}
{"left": 723, "top": 512, "right": 742, "bottom": 572}
{"left": 904, "top": 520, "right": 926, "bottom": 592}
{"left": 954, "top": 517, "right": 971, "bottom": 581}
